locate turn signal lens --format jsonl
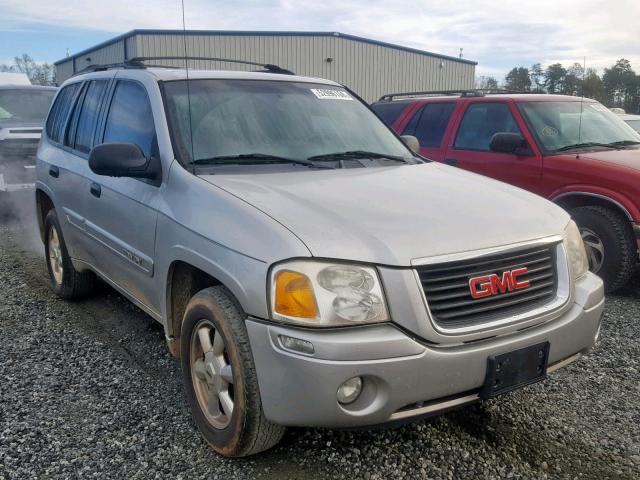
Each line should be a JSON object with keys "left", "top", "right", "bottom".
{"left": 274, "top": 270, "right": 319, "bottom": 320}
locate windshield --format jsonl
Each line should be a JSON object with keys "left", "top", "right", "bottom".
{"left": 163, "top": 79, "right": 412, "bottom": 166}
{"left": 0, "top": 89, "right": 56, "bottom": 122}
{"left": 519, "top": 101, "right": 640, "bottom": 153}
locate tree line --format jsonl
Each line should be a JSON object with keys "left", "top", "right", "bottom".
{"left": 0, "top": 54, "right": 56, "bottom": 86}
{"left": 476, "top": 58, "right": 640, "bottom": 113}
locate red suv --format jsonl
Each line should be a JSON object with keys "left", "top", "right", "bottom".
{"left": 372, "top": 91, "right": 640, "bottom": 292}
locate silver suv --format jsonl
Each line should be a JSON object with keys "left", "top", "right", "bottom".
{"left": 36, "top": 66, "right": 604, "bottom": 457}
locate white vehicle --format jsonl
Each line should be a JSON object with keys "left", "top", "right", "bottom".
{"left": 619, "top": 114, "right": 640, "bottom": 133}
{"left": 0, "top": 72, "right": 31, "bottom": 86}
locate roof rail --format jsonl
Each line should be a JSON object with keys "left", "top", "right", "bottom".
{"left": 378, "top": 89, "right": 530, "bottom": 102}
{"left": 71, "top": 56, "right": 295, "bottom": 78}
{"left": 128, "top": 56, "right": 295, "bottom": 74}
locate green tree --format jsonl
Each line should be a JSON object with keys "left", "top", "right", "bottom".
{"left": 529, "top": 63, "right": 545, "bottom": 92}
{"left": 582, "top": 68, "right": 605, "bottom": 102}
{"left": 475, "top": 75, "right": 499, "bottom": 90}
{"left": 544, "top": 63, "right": 567, "bottom": 94}
{"left": 603, "top": 58, "right": 639, "bottom": 112}
{"left": 562, "top": 62, "right": 584, "bottom": 96}
{"left": 504, "top": 67, "right": 531, "bottom": 91}
{"left": 0, "top": 53, "right": 56, "bottom": 85}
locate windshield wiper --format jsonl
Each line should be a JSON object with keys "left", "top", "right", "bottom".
{"left": 307, "top": 150, "right": 413, "bottom": 163}
{"left": 191, "top": 153, "right": 334, "bottom": 169}
{"left": 607, "top": 140, "right": 640, "bottom": 147}
{"left": 555, "top": 142, "right": 622, "bottom": 152}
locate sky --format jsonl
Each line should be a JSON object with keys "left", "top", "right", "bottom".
{"left": 0, "top": 0, "right": 639, "bottom": 80}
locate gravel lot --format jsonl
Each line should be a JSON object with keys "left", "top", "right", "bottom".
{"left": 1, "top": 218, "right": 639, "bottom": 480}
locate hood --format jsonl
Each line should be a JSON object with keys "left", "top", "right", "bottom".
{"left": 201, "top": 163, "right": 569, "bottom": 266}
{"left": 572, "top": 147, "right": 640, "bottom": 172}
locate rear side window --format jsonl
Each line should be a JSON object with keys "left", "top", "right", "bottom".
{"left": 74, "top": 80, "right": 108, "bottom": 153}
{"left": 454, "top": 102, "right": 521, "bottom": 151}
{"left": 46, "top": 83, "right": 82, "bottom": 143}
{"left": 371, "top": 102, "right": 409, "bottom": 126}
{"left": 103, "top": 81, "right": 156, "bottom": 157}
{"left": 403, "top": 103, "right": 455, "bottom": 148}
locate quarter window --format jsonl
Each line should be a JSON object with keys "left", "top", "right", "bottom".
{"left": 46, "top": 83, "right": 82, "bottom": 143}
{"left": 74, "top": 80, "right": 108, "bottom": 153}
{"left": 103, "top": 81, "right": 156, "bottom": 157}
{"left": 403, "top": 103, "right": 455, "bottom": 148}
{"left": 454, "top": 103, "right": 521, "bottom": 151}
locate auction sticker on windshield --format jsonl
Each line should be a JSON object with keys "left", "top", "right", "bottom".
{"left": 310, "top": 88, "right": 353, "bottom": 100}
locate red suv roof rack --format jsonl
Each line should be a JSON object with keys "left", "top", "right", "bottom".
{"left": 378, "top": 89, "right": 527, "bottom": 102}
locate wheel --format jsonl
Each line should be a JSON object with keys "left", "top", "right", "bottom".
{"left": 570, "top": 205, "right": 636, "bottom": 293}
{"left": 44, "top": 209, "right": 96, "bottom": 299}
{"left": 180, "top": 286, "right": 285, "bottom": 457}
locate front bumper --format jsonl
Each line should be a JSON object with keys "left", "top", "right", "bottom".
{"left": 246, "top": 272, "right": 604, "bottom": 428}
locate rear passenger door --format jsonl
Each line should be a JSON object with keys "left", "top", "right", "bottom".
{"left": 40, "top": 81, "right": 91, "bottom": 261}
{"left": 400, "top": 102, "right": 456, "bottom": 162}
{"left": 444, "top": 101, "right": 542, "bottom": 190}
{"left": 83, "top": 79, "right": 161, "bottom": 314}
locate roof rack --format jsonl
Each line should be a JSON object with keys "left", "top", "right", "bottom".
{"left": 72, "top": 56, "right": 295, "bottom": 77}
{"left": 378, "top": 89, "right": 530, "bottom": 102}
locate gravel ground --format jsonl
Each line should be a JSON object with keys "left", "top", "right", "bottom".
{"left": 0, "top": 220, "right": 639, "bottom": 480}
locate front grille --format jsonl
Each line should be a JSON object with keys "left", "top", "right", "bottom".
{"left": 416, "top": 244, "right": 558, "bottom": 329}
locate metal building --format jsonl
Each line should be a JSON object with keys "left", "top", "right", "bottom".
{"left": 54, "top": 30, "right": 476, "bottom": 102}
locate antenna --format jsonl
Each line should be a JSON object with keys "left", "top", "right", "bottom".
{"left": 577, "top": 57, "right": 586, "bottom": 152}
{"left": 181, "top": 0, "right": 196, "bottom": 173}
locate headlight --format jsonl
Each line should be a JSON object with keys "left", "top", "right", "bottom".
{"left": 564, "top": 220, "right": 589, "bottom": 280}
{"left": 269, "top": 260, "right": 389, "bottom": 327}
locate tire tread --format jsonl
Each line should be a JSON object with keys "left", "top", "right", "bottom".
{"left": 572, "top": 205, "right": 636, "bottom": 292}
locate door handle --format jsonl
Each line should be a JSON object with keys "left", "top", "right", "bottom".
{"left": 90, "top": 182, "right": 101, "bottom": 198}
{"left": 445, "top": 158, "right": 458, "bottom": 166}
{"left": 49, "top": 166, "right": 59, "bottom": 178}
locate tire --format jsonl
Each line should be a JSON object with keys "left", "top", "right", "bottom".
{"left": 180, "top": 286, "right": 285, "bottom": 457}
{"left": 571, "top": 205, "right": 636, "bottom": 293}
{"left": 44, "top": 209, "right": 96, "bottom": 299}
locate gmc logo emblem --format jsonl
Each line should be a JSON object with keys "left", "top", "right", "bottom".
{"left": 469, "top": 268, "right": 530, "bottom": 299}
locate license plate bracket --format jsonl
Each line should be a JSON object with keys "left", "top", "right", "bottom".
{"left": 480, "top": 341, "right": 550, "bottom": 399}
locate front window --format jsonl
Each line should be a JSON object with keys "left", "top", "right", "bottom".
{"left": 519, "top": 101, "right": 640, "bottom": 153}
{"left": 0, "top": 89, "right": 56, "bottom": 122}
{"left": 454, "top": 103, "right": 522, "bottom": 152}
{"left": 163, "top": 79, "right": 412, "bottom": 167}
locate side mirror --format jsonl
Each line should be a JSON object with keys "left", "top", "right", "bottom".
{"left": 400, "top": 135, "right": 420, "bottom": 154}
{"left": 489, "top": 132, "right": 526, "bottom": 154}
{"left": 89, "top": 143, "right": 160, "bottom": 181}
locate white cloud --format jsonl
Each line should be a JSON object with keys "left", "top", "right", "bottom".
{"left": 1, "top": 0, "right": 639, "bottom": 78}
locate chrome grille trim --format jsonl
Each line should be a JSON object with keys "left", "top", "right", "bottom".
{"left": 413, "top": 236, "right": 571, "bottom": 335}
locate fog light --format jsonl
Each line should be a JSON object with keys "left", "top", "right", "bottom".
{"left": 278, "top": 335, "right": 315, "bottom": 355}
{"left": 337, "top": 377, "right": 363, "bottom": 405}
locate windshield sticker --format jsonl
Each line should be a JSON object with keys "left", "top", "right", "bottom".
{"left": 541, "top": 125, "right": 559, "bottom": 137}
{"left": 310, "top": 88, "right": 353, "bottom": 100}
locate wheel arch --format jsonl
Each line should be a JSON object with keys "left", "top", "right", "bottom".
{"left": 164, "top": 257, "right": 248, "bottom": 358}
{"left": 551, "top": 190, "right": 637, "bottom": 223}
{"left": 35, "top": 187, "right": 55, "bottom": 243}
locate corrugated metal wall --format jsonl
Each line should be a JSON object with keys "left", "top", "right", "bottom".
{"left": 55, "top": 32, "right": 475, "bottom": 102}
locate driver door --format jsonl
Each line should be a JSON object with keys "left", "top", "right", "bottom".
{"left": 84, "top": 79, "right": 161, "bottom": 314}
{"left": 444, "top": 101, "right": 542, "bottom": 191}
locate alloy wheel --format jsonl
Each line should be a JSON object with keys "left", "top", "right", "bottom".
{"left": 190, "top": 319, "right": 235, "bottom": 429}
{"left": 48, "top": 226, "right": 64, "bottom": 285}
{"left": 580, "top": 227, "right": 605, "bottom": 274}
